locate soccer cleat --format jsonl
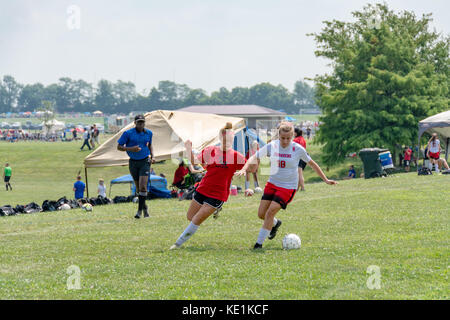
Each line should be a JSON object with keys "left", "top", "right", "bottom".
{"left": 268, "top": 219, "right": 282, "bottom": 240}
{"left": 213, "top": 207, "right": 222, "bottom": 219}
{"left": 169, "top": 244, "right": 181, "bottom": 250}
{"left": 134, "top": 210, "right": 142, "bottom": 219}
{"left": 253, "top": 243, "right": 263, "bottom": 250}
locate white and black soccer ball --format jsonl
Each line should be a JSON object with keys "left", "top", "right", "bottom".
{"left": 82, "top": 203, "right": 93, "bottom": 212}
{"left": 254, "top": 187, "right": 263, "bottom": 193}
{"left": 282, "top": 233, "right": 301, "bottom": 250}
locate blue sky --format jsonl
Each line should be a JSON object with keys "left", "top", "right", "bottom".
{"left": 1, "top": 0, "right": 448, "bottom": 94}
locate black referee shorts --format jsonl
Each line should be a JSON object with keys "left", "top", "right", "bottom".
{"left": 129, "top": 157, "right": 151, "bottom": 182}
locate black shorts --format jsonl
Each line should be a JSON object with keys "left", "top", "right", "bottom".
{"left": 4, "top": 176, "right": 11, "bottom": 183}
{"left": 403, "top": 160, "right": 410, "bottom": 167}
{"left": 129, "top": 157, "right": 151, "bottom": 182}
{"left": 193, "top": 191, "right": 224, "bottom": 209}
{"left": 298, "top": 159, "right": 307, "bottom": 170}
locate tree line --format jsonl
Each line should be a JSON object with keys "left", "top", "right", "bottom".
{"left": 0, "top": 75, "right": 318, "bottom": 115}
{"left": 311, "top": 3, "right": 449, "bottom": 165}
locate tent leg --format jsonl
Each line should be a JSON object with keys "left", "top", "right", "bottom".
{"left": 417, "top": 133, "right": 422, "bottom": 173}
{"left": 85, "top": 167, "right": 89, "bottom": 198}
{"left": 444, "top": 138, "right": 448, "bottom": 161}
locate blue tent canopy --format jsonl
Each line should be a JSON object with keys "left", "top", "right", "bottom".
{"left": 233, "top": 127, "right": 266, "bottom": 156}
{"left": 285, "top": 116, "right": 296, "bottom": 122}
{"left": 110, "top": 174, "right": 171, "bottom": 198}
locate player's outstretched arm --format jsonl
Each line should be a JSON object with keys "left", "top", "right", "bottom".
{"left": 307, "top": 159, "right": 338, "bottom": 185}
{"left": 184, "top": 140, "right": 200, "bottom": 166}
{"left": 235, "top": 154, "right": 258, "bottom": 177}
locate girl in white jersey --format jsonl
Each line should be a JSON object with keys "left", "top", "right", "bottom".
{"left": 427, "top": 133, "right": 441, "bottom": 173}
{"left": 236, "top": 122, "right": 337, "bottom": 249}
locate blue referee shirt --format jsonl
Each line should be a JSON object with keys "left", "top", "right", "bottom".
{"left": 117, "top": 127, "right": 153, "bottom": 160}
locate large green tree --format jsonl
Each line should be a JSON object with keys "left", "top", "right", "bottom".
{"left": 310, "top": 3, "right": 449, "bottom": 165}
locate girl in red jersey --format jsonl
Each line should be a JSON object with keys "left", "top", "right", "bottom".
{"left": 236, "top": 122, "right": 337, "bottom": 249}
{"left": 170, "top": 123, "right": 246, "bottom": 249}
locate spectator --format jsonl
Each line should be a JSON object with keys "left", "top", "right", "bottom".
{"left": 72, "top": 129, "right": 77, "bottom": 140}
{"left": 245, "top": 140, "right": 261, "bottom": 191}
{"left": 73, "top": 176, "right": 86, "bottom": 200}
{"left": 89, "top": 126, "right": 96, "bottom": 149}
{"left": 306, "top": 127, "right": 312, "bottom": 139}
{"left": 293, "top": 127, "right": 307, "bottom": 191}
{"left": 3, "top": 162, "right": 12, "bottom": 191}
{"left": 344, "top": 165, "right": 356, "bottom": 179}
{"left": 80, "top": 128, "right": 91, "bottom": 151}
{"left": 427, "top": 133, "right": 441, "bottom": 174}
{"left": 98, "top": 178, "right": 107, "bottom": 198}
{"left": 173, "top": 160, "right": 189, "bottom": 189}
{"left": 438, "top": 158, "right": 450, "bottom": 171}
{"left": 403, "top": 146, "right": 412, "bottom": 172}
{"left": 93, "top": 124, "right": 100, "bottom": 146}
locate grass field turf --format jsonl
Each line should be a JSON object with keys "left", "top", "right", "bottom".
{"left": 0, "top": 139, "right": 448, "bottom": 299}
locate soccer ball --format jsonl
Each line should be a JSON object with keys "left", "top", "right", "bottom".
{"left": 132, "top": 197, "right": 139, "bottom": 203}
{"left": 254, "top": 187, "right": 263, "bottom": 193}
{"left": 82, "top": 203, "right": 93, "bottom": 212}
{"left": 282, "top": 234, "right": 301, "bottom": 250}
{"left": 245, "top": 189, "right": 254, "bottom": 197}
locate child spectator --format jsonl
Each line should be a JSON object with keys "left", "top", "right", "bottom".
{"left": 98, "top": 178, "right": 107, "bottom": 198}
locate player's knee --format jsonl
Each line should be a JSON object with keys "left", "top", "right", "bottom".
{"left": 257, "top": 211, "right": 265, "bottom": 220}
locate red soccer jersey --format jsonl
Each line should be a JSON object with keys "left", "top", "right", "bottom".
{"left": 173, "top": 166, "right": 189, "bottom": 185}
{"left": 404, "top": 148, "right": 412, "bottom": 161}
{"left": 196, "top": 146, "right": 246, "bottom": 201}
{"left": 293, "top": 136, "right": 306, "bottom": 149}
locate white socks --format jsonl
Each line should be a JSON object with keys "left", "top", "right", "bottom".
{"left": 256, "top": 228, "right": 270, "bottom": 245}
{"left": 273, "top": 218, "right": 278, "bottom": 226}
{"left": 175, "top": 222, "right": 199, "bottom": 247}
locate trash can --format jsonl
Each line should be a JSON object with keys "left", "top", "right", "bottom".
{"left": 359, "top": 148, "right": 389, "bottom": 179}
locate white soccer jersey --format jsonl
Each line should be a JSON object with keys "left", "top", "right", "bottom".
{"left": 255, "top": 140, "right": 311, "bottom": 190}
{"left": 429, "top": 139, "right": 440, "bottom": 153}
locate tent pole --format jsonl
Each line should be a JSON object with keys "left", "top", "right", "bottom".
{"left": 417, "top": 133, "right": 421, "bottom": 172}
{"left": 446, "top": 138, "right": 449, "bottom": 162}
{"left": 85, "top": 167, "right": 89, "bottom": 198}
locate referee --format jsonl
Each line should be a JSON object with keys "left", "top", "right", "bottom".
{"left": 117, "top": 115, "right": 155, "bottom": 218}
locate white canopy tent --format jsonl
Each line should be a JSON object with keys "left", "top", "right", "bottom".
{"left": 40, "top": 119, "right": 66, "bottom": 135}
{"left": 83, "top": 110, "right": 246, "bottom": 196}
{"left": 418, "top": 110, "right": 450, "bottom": 162}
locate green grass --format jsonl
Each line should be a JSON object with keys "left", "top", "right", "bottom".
{"left": 0, "top": 139, "right": 448, "bottom": 299}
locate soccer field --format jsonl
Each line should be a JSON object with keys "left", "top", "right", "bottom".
{"left": 0, "top": 140, "right": 448, "bottom": 299}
